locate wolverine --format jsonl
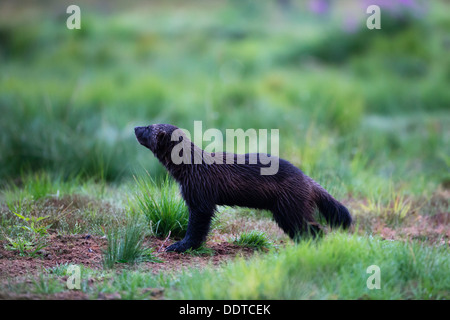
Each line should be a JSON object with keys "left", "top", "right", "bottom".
{"left": 135, "top": 124, "right": 352, "bottom": 252}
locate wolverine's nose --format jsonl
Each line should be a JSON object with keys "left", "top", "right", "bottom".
{"left": 134, "top": 126, "right": 146, "bottom": 138}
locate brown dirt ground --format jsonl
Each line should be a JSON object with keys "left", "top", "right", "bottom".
{"left": 375, "top": 212, "right": 450, "bottom": 245}
{"left": 0, "top": 233, "right": 105, "bottom": 279}
{"left": 0, "top": 233, "right": 257, "bottom": 278}
{"left": 0, "top": 232, "right": 257, "bottom": 299}
{"left": 141, "top": 237, "right": 257, "bottom": 274}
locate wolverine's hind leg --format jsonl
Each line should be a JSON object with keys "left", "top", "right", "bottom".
{"left": 270, "top": 198, "right": 321, "bottom": 239}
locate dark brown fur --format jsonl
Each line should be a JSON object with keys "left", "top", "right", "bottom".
{"left": 135, "top": 124, "right": 352, "bottom": 252}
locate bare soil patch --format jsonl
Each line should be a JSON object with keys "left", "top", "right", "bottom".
{"left": 0, "top": 233, "right": 105, "bottom": 280}
{"left": 0, "top": 232, "right": 256, "bottom": 285}
{"left": 145, "top": 237, "right": 256, "bottom": 275}
{"left": 375, "top": 212, "right": 450, "bottom": 245}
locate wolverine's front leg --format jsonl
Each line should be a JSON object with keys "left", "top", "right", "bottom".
{"left": 165, "top": 203, "right": 215, "bottom": 253}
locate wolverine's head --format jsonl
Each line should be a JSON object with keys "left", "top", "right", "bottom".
{"left": 136, "top": 123, "right": 210, "bottom": 172}
{"left": 134, "top": 124, "right": 180, "bottom": 154}
{"left": 135, "top": 123, "right": 194, "bottom": 170}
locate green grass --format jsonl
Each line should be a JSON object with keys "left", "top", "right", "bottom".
{"left": 3, "top": 211, "right": 50, "bottom": 257}
{"left": 0, "top": 1, "right": 448, "bottom": 192}
{"left": 232, "top": 231, "right": 273, "bottom": 250}
{"left": 182, "top": 245, "right": 215, "bottom": 257}
{"left": 168, "top": 233, "right": 450, "bottom": 300}
{"left": 102, "top": 217, "right": 160, "bottom": 269}
{"left": 129, "top": 173, "right": 189, "bottom": 239}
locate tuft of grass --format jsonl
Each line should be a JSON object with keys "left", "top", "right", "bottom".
{"left": 2, "top": 209, "right": 50, "bottom": 257}
{"left": 232, "top": 231, "right": 272, "bottom": 250}
{"left": 88, "top": 269, "right": 168, "bottom": 300}
{"left": 102, "top": 218, "right": 155, "bottom": 269}
{"left": 129, "top": 173, "right": 189, "bottom": 239}
{"left": 31, "top": 273, "right": 66, "bottom": 295}
{"left": 358, "top": 184, "right": 415, "bottom": 227}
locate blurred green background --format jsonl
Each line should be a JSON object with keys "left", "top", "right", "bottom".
{"left": 0, "top": 0, "right": 449, "bottom": 198}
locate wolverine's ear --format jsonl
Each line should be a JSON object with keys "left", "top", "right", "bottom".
{"left": 156, "top": 131, "right": 170, "bottom": 149}
{"left": 157, "top": 131, "right": 166, "bottom": 142}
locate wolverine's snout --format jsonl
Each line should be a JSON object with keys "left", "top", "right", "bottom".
{"left": 134, "top": 126, "right": 146, "bottom": 138}
{"left": 134, "top": 126, "right": 150, "bottom": 146}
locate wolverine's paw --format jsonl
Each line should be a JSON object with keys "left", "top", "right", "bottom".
{"left": 165, "top": 240, "right": 193, "bottom": 253}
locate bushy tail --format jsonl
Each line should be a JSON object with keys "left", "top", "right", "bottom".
{"left": 312, "top": 182, "right": 352, "bottom": 229}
